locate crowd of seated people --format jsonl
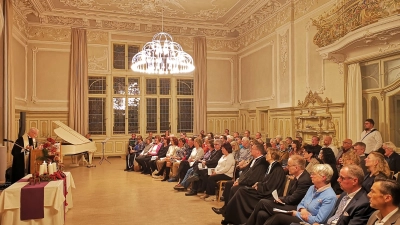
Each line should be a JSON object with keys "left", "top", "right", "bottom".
{"left": 123, "top": 124, "right": 400, "bottom": 225}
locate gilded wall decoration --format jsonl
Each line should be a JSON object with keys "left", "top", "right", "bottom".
{"left": 12, "top": 0, "right": 38, "bottom": 17}
{"left": 102, "top": 20, "right": 136, "bottom": 31}
{"left": 207, "top": 39, "right": 240, "bottom": 51}
{"left": 27, "top": 26, "right": 71, "bottom": 42}
{"left": 312, "top": 0, "right": 398, "bottom": 48}
{"left": 294, "top": 0, "right": 321, "bottom": 18}
{"left": 43, "top": 15, "right": 90, "bottom": 27}
{"left": 13, "top": 13, "right": 29, "bottom": 36}
{"left": 88, "top": 48, "right": 108, "bottom": 72}
{"left": 87, "top": 30, "right": 109, "bottom": 44}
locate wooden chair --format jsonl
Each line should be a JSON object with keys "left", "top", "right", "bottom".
{"left": 216, "top": 162, "right": 238, "bottom": 202}
{"left": 390, "top": 171, "right": 395, "bottom": 179}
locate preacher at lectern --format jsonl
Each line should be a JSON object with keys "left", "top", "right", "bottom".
{"left": 11, "top": 127, "right": 39, "bottom": 183}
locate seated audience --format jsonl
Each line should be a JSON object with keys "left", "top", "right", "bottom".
{"left": 278, "top": 141, "right": 289, "bottom": 164}
{"left": 341, "top": 150, "right": 361, "bottom": 167}
{"left": 323, "top": 165, "right": 375, "bottom": 225}
{"left": 319, "top": 147, "right": 342, "bottom": 194}
{"left": 304, "top": 144, "right": 322, "bottom": 173}
{"left": 125, "top": 135, "right": 144, "bottom": 171}
{"left": 135, "top": 137, "right": 154, "bottom": 172}
{"left": 149, "top": 137, "right": 169, "bottom": 175}
{"left": 175, "top": 137, "right": 204, "bottom": 183}
{"left": 336, "top": 139, "right": 353, "bottom": 169}
{"left": 211, "top": 142, "right": 269, "bottom": 215}
{"left": 367, "top": 178, "right": 400, "bottom": 225}
{"left": 199, "top": 142, "right": 235, "bottom": 201}
{"left": 382, "top": 141, "right": 400, "bottom": 175}
{"left": 323, "top": 135, "right": 338, "bottom": 157}
{"left": 183, "top": 140, "right": 222, "bottom": 194}
{"left": 363, "top": 151, "right": 391, "bottom": 192}
{"left": 153, "top": 136, "right": 178, "bottom": 178}
{"left": 353, "top": 142, "right": 368, "bottom": 175}
{"left": 141, "top": 135, "right": 162, "bottom": 174}
{"left": 262, "top": 164, "right": 337, "bottom": 225}
{"left": 221, "top": 147, "right": 286, "bottom": 225}
{"left": 289, "top": 140, "right": 304, "bottom": 157}
{"left": 246, "top": 155, "right": 312, "bottom": 225}
{"left": 168, "top": 137, "right": 194, "bottom": 182}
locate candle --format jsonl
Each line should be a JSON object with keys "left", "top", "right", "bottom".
{"left": 39, "top": 165, "right": 44, "bottom": 175}
{"left": 43, "top": 162, "right": 47, "bottom": 174}
{"left": 53, "top": 162, "right": 57, "bottom": 172}
{"left": 48, "top": 163, "right": 54, "bottom": 174}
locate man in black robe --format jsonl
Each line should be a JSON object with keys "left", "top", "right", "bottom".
{"left": 11, "top": 127, "right": 39, "bottom": 183}
{"left": 246, "top": 155, "right": 313, "bottom": 225}
{"left": 221, "top": 147, "right": 287, "bottom": 224}
{"left": 211, "top": 142, "right": 269, "bottom": 214}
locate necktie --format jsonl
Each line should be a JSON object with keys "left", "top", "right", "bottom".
{"left": 327, "top": 195, "right": 350, "bottom": 224}
{"left": 288, "top": 178, "right": 298, "bottom": 195}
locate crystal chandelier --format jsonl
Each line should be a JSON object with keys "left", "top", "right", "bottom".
{"left": 131, "top": 32, "right": 195, "bottom": 74}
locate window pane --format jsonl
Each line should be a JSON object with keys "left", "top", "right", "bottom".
{"left": 113, "top": 77, "right": 126, "bottom": 95}
{"left": 177, "top": 98, "right": 193, "bottom": 132}
{"left": 128, "top": 45, "right": 140, "bottom": 70}
{"left": 146, "top": 98, "right": 157, "bottom": 133}
{"left": 88, "top": 98, "right": 106, "bottom": 135}
{"left": 146, "top": 79, "right": 157, "bottom": 95}
{"left": 177, "top": 79, "right": 194, "bottom": 95}
{"left": 160, "top": 78, "right": 170, "bottom": 95}
{"left": 88, "top": 76, "right": 106, "bottom": 94}
{"left": 113, "top": 44, "right": 125, "bottom": 69}
{"left": 384, "top": 58, "right": 400, "bottom": 86}
{"left": 128, "top": 97, "right": 140, "bottom": 133}
{"left": 128, "top": 78, "right": 140, "bottom": 95}
{"left": 113, "top": 97, "right": 125, "bottom": 134}
{"left": 361, "top": 63, "right": 379, "bottom": 90}
{"left": 160, "top": 98, "right": 170, "bottom": 132}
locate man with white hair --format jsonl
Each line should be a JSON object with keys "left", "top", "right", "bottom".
{"left": 323, "top": 136, "right": 338, "bottom": 157}
{"left": 382, "top": 141, "right": 400, "bottom": 174}
{"left": 275, "top": 135, "right": 282, "bottom": 148}
{"left": 11, "top": 127, "right": 39, "bottom": 183}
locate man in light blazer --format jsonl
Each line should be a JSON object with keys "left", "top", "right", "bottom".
{"left": 322, "top": 165, "right": 375, "bottom": 225}
{"left": 367, "top": 178, "right": 400, "bottom": 225}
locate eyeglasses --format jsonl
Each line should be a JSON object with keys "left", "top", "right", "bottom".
{"left": 343, "top": 142, "right": 351, "bottom": 144}
{"left": 338, "top": 176, "right": 354, "bottom": 180}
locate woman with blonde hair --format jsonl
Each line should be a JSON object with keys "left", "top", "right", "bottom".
{"left": 341, "top": 150, "right": 361, "bottom": 167}
{"left": 362, "top": 151, "right": 390, "bottom": 192}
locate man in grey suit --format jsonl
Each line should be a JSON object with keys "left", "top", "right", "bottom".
{"left": 367, "top": 178, "right": 400, "bottom": 225}
{"left": 211, "top": 142, "right": 268, "bottom": 215}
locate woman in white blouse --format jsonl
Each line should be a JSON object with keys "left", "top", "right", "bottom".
{"left": 202, "top": 142, "right": 236, "bottom": 201}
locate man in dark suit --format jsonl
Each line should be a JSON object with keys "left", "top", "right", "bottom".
{"left": 383, "top": 141, "right": 400, "bottom": 175}
{"left": 211, "top": 141, "right": 269, "bottom": 214}
{"left": 367, "top": 178, "right": 400, "bottom": 225}
{"left": 323, "top": 164, "right": 375, "bottom": 225}
{"left": 353, "top": 142, "right": 367, "bottom": 175}
{"left": 246, "top": 155, "right": 312, "bottom": 225}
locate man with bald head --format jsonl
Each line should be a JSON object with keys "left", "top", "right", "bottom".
{"left": 323, "top": 136, "right": 338, "bottom": 157}
{"left": 336, "top": 138, "right": 353, "bottom": 161}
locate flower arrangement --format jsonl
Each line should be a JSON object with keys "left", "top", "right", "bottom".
{"left": 37, "top": 137, "right": 60, "bottom": 163}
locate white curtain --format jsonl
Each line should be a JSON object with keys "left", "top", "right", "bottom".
{"left": 193, "top": 37, "right": 207, "bottom": 134}
{"left": 347, "top": 63, "right": 363, "bottom": 142}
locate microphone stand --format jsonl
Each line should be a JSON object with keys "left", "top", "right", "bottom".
{"left": 4, "top": 139, "right": 32, "bottom": 175}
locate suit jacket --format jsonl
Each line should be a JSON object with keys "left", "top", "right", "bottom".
{"left": 280, "top": 170, "right": 312, "bottom": 205}
{"left": 367, "top": 209, "right": 400, "bottom": 225}
{"left": 387, "top": 153, "right": 400, "bottom": 174}
{"left": 205, "top": 150, "right": 223, "bottom": 168}
{"left": 326, "top": 188, "right": 375, "bottom": 225}
{"left": 238, "top": 156, "right": 269, "bottom": 186}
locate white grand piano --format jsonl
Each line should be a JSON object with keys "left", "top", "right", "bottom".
{"left": 53, "top": 121, "right": 97, "bottom": 167}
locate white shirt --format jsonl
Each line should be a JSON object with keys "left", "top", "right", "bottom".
{"left": 375, "top": 208, "right": 399, "bottom": 225}
{"left": 360, "top": 129, "right": 383, "bottom": 154}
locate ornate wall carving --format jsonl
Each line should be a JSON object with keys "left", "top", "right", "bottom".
{"left": 87, "top": 30, "right": 109, "bottom": 44}
{"left": 88, "top": 47, "right": 109, "bottom": 73}
{"left": 312, "top": 0, "right": 399, "bottom": 48}
{"left": 27, "top": 26, "right": 71, "bottom": 42}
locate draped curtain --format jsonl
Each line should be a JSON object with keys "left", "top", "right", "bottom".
{"left": 347, "top": 63, "right": 363, "bottom": 142}
{"left": 5, "top": 0, "right": 15, "bottom": 142}
{"left": 193, "top": 37, "right": 207, "bottom": 134}
{"left": 68, "top": 28, "right": 88, "bottom": 134}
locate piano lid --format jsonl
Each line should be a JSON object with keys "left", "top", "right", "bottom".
{"left": 52, "top": 121, "right": 91, "bottom": 145}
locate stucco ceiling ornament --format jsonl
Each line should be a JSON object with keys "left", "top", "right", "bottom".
{"left": 13, "top": 0, "right": 38, "bottom": 17}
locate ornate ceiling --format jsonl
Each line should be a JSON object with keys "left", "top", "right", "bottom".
{"left": 13, "top": 0, "right": 287, "bottom": 38}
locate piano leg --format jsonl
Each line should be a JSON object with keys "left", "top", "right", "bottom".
{"left": 69, "top": 155, "right": 79, "bottom": 167}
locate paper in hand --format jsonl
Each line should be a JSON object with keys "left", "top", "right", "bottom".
{"left": 272, "top": 208, "right": 291, "bottom": 214}
{"left": 272, "top": 190, "right": 285, "bottom": 205}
